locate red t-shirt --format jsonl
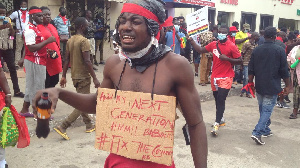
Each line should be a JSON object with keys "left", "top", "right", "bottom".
{"left": 205, "top": 40, "right": 241, "bottom": 78}
{"left": 37, "top": 24, "right": 62, "bottom": 76}
{"left": 104, "top": 154, "right": 176, "bottom": 168}
{"left": 227, "top": 35, "right": 236, "bottom": 45}
{"left": 23, "top": 22, "right": 47, "bottom": 66}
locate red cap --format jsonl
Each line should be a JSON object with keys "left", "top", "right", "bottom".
{"left": 229, "top": 26, "right": 238, "bottom": 32}
{"left": 162, "top": 16, "right": 174, "bottom": 27}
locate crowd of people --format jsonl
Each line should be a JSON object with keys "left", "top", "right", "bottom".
{"left": 0, "top": 0, "right": 299, "bottom": 167}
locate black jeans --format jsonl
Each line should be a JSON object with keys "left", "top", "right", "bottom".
{"left": 45, "top": 71, "right": 59, "bottom": 88}
{"left": 213, "top": 88, "right": 230, "bottom": 123}
{"left": 0, "top": 49, "right": 20, "bottom": 94}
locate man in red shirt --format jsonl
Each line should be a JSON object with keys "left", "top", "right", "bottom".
{"left": 18, "top": 6, "right": 56, "bottom": 117}
{"left": 189, "top": 26, "right": 242, "bottom": 136}
{"left": 227, "top": 26, "right": 238, "bottom": 44}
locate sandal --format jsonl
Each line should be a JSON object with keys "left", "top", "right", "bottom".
{"left": 54, "top": 126, "right": 70, "bottom": 140}
{"left": 14, "top": 92, "right": 25, "bottom": 98}
{"left": 289, "top": 113, "right": 297, "bottom": 119}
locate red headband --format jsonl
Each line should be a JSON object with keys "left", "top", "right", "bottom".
{"left": 121, "top": 3, "right": 163, "bottom": 40}
{"left": 29, "top": 9, "right": 42, "bottom": 15}
{"left": 121, "top": 3, "right": 160, "bottom": 24}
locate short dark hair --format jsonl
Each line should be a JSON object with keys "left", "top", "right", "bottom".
{"left": 232, "top": 21, "right": 239, "bottom": 27}
{"left": 0, "top": 3, "right": 5, "bottom": 10}
{"left": 220, "top": 25, "right": 229, "bottom": 32}
{"left": 20, "top": 0, "right": 27, "bottom": 4}
{"left": 288, "top": 32, "right": 297, "bottom": 40}
{"left": 59, "top": 7, "right": 65, "bottom": 12}
{"left": 259, "top": 30, "right": 264, "bottom": 35}
{"left": 294, "top": 30, "right": 299, "bottom": 35}
{"left": 40, "top": 6, "right": 50, "bottom": 11}
{"left": 74, "top": 17, "right": 87, "bottom": 30}
{"left": 264, "top": 26, "right": 277, "bottom": 39}
{"left": 280, "top": 27, "right": 287, "bottom": 33}
{"left": 178, "top": 16, "right": 185, "bottom": 20}
{"left": 29, "top": 6, "right": 40, "bottom": 11}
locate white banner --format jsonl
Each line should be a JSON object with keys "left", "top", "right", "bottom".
{"left": 186, "top": 6, "right": 209, "bottom": 38}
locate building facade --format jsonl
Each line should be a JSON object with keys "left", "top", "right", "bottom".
{"left": 175, "top": 0, "right": 300, "bottom": 31}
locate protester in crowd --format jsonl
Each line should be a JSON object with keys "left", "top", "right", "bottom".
{"left": 18, "top": 6, "right": 56, "bottom": 117}
{"left": 227, "top": 26, "right": 238, "bottom": 44}
{"left": 287, "top": 45, "right": 300, "bottom": 119}
{"left": 276, "top": 31, "right": 287, "bottom": 48}
{"left": 249, "top": 26, "right": 290, "bottom": 145}
{"left": 84, "top": 10, "right": 97, "bottom": 70}
{"left": 189, "top": 25, "right": 242, "bottom": 136}
{"left": 33, "top": 0, "right": 208, "bottom": 167}
{"left": 162, "top": 18, "right": 184, "bottom": 55}
{"left": 55, "top": 17, "right": 100, "bottom": 140}
{"left": 180, "top": 22, "right": 192, "bottom": 62}
{"left": 258, "top": 30, "right": 265, "bottom": 46}
{"left": 232, "top": 21, "right": 239, "bottom": 31}
{"left": 192, "top": 34, "right": 201, "bottom": 77}
{"left": 0, "top": 3, "right": 24, "bottom": 98}
{"left": 177, "top": 16, "right": 185, "bottom": 25}
{"left": 94, "top": 13, "right": 108, "bottom": 65}
{"left": 0, "top": 6, "right": 12, "bottom": 167}
{"left": 38, "top": 6, "right": 62, "bottom": 88}
{"left": 9, "top": 0, "right": 29, "bottom": 68}
{"left": 235, "top": 23, "right": 251, "bottom": 84}
{"left": 240, "top": 32, "right": 259, "bottom": 98}
{"left": 280, "top": 27, "right": 288, "bottom": 34}
{"left": 212, "top": 25, "right": 218, "bottom": 39}
{"left": 294, "top": 30, "right": 300, "bottom": 38}
{"left": 286, "top": 32, "right": 300, "bottom": 55}
{"left": 53, "top": 7, "right": 71, "bottom": 66}
{"left": 199, "top": 31, "right": 213, "bottom": 86}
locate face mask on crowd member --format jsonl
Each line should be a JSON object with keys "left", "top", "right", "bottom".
{"left": 218, "top": 33, "right": 227, "bottom": 40}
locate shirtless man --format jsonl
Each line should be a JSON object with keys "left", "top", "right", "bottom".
{"left": 33, "top": 0, "right": 207, "bottom": 167}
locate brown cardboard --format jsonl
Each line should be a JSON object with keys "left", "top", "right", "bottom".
{"left": 95, "top": 88, "right": 176, "bottom": 166}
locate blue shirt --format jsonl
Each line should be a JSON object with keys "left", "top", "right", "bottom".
{"left": 94, "top": 19, "right": 105, "bottom": 40}
{"left": 165, "top": 31, "right": 184, "bottom": 54}
{"left": 53, "top": 16, "right": 71, "bottom": 35}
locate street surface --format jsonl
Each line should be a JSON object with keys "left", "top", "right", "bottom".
{"left": 3, "top": 63, "right": 300, "bottom": 168}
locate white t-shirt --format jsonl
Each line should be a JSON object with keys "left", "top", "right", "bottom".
{"left": 9, "top": 10, "right": 29, "bottom": 34}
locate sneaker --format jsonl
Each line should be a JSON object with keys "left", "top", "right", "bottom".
{"left": 14, "top": 92, "right": 25, "bottom": 98}
{"left": 284, "top": 96, "right": 291, "bottom": 103}
{"left": 19, "top": 112, "right": 34, "bottom": 117}
{"left": 281, "top": 102, "right": 290, "bottom": 109}
{"left": 275, "top": 102, "right": 281, "bottom": 107}
{"left": 251, "top": 135, "right": 265, "bottom": 145}
{"left": 86, "top": 125, "right": 96, "bottom": 133}
{"left": 262, "top": 132, "right": 273, "bottom": 138}
{"left": 219, "top": 120, "right": 226, "bottom": 126}
{"left": 211, "top": 123, "right": 219, "bottom": 136}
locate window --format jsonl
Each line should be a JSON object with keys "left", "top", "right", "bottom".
{"left": 241, "top": 12, "right": 257, "bottom": 31}
{"left": 260, "top": 15, "right": 273, "bottom": 30}
{"left": 278, "top": 18, "right": 297, "bottom": 31}
{"left": 217, "top": 11, "right": 230, "bottom": 27}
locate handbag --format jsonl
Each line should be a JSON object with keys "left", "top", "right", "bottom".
{"left": 59, "top": 34, "right": 69, "bottom": 42}
{"left": 0, "top": 92, "right": 30, "bottom": 148}
{"left": 0, "top": 107, "right": 19, "bottom": 148}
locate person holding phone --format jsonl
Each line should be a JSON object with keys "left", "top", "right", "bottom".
{"left": 0, "top": 3, "right": 25, "bottom": 99}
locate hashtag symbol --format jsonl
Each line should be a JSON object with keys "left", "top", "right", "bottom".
{"left": 97, "top": 132, "right": 110, "bottom": 149}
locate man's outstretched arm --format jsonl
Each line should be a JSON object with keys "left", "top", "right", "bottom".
{"left": 188, "top": 37, "right": 209, "bottom": 54}
{"left": 172, "top": 55, "right": 208, "bottom": 168}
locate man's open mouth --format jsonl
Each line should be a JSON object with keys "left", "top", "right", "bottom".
{"left": 122, "top": 35, "right": 135, "bottom": 43}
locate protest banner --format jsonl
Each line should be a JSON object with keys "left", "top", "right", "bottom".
{"left": 186, "top": 6, "right": 209, "bottom": 38}
{"left": 95, "top": 88, "right": 176, "bottom": 166}
{"left": 173, "top": 0, "right": 215, "bottom": 7}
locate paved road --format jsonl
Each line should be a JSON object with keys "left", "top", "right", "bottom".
{"left": 4, "top": 64, "right": 300, "bottom": 168}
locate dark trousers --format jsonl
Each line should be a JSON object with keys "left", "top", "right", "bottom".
{"left": 45, "top": 72, "right": 59, "bottom": 88}
{"left": 0, "top": 49, "right": 20, "bottom": 93}
{"left": 213, "top": 88, "right": 230, "bottom": 123}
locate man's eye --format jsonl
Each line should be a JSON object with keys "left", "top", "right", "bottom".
{"left": 119, "top": 19, "right": 126, "bottom": 24}
{"left": 133, "top": 20, "right": 141, "bottom": 25}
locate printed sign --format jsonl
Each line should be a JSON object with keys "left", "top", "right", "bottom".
{"left": 173, "top": 0, "right": 215, "bottom": 7}
{"left": 95, "top": 88, "right": 176, "bottom": 166}
{"left": 186, "top": 6, "right": 209, "bottom": 38}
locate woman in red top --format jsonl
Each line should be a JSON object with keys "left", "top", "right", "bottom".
{"left": 37, "top": 6, "right": 62, "bottom": 88}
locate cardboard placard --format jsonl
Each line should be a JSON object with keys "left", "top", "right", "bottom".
{"left": 95, "top": 88, "right": 176, "bottom": 166}
{"left": 186, "top": 6, "right": 209, "bottom": 38}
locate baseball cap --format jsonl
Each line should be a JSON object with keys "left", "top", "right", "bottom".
{"left": 229, "top": 26, "right": 238, "bottom": 32}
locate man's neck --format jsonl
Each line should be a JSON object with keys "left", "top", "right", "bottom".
{"left": 76, "top": 31, "right": 84, "bottom": 36}
{"left": 86, "top": 17, "right": 90, "bottom": 21}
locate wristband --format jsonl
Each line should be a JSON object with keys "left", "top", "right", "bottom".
{"left": 5, "top": 94, "right": 11, "bottom": 97}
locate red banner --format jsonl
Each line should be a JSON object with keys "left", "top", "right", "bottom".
{"left": 280, "top": 0, "right": 294, "bottom": 5}
{"left": 173, "top": 0, "right": 215, "bottom": 7}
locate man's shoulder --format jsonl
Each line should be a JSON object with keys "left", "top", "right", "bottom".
{"left": 162, "top": 52, "right": 190, "bottom": 70}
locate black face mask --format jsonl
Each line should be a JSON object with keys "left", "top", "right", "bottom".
{"left": 60, "top": 12, "right": 66, "bottom": 16}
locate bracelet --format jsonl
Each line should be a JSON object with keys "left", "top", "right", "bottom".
{"left": 5, "top": 94, "right": 11, "bottom": 97}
